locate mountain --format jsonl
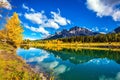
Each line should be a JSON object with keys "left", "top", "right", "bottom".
{"left": 46, "top": 26, "right": 100, "bottom": 39}
{"left": 114, "top": 26, "right": 120, "bottom": 33}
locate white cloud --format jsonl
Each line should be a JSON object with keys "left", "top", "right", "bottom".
{"left": 43, "top": 19, "right": 60, "bottom": 29}
{"left": 0, "top": 0, "right": 12, "bottom": 10}
{"left": 102, "top": 27, "right": 108, "bottom": 31}
{"left": 0, "top": 14, "right": 2, "bottom": 18}
{"left": 24, "top": 9, "right": 70, "bottom": 29}
{"left": 112, "top": 10, "right": 120, "bottom": 21}
{"left": 37, "top": 27, "right": 49, "bottom": 35}
{"left": 92, "top": 27, "right": 109, "bottom": 33}
{"left": 22, "top": 4, "right": 29, "bottom": 10}
{"left": 23, "top": 6, "right": 71, "bottom": 38}
{"left": 86, "top": 0, "right": 120, "bottom": 21}
{"left": 22, "top": 4, "right": 35, "bottom": 12}
{"left": 51, "top": 11, "right": 71, "bottom": 26}
{"left": 30, "top": 8, "right": 35, "bottom": 12}
{"left": 18, "top": 13, "right": 22, "bottom": 16}
{"left": 92, "top": 27, "right": 99, "bottom": 32}
{"left": 24, "top": 25, "right": 49, "bottom": 36}
{"left": 24, "top": 12, "right": 47, "bottom": 24}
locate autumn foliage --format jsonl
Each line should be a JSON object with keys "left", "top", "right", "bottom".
{"left": 0, "top": 12, "right": 23, "bottom": 47}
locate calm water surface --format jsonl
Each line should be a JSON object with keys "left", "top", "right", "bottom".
{"left": 17, "top": 48, "right": 120, "bottom": 80}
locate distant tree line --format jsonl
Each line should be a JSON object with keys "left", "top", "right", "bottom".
{"left": 22, "top": 33, "right": 120, "bottom": 46}
{"left": 58, "top": 33, "right": 120, "bottom": 43}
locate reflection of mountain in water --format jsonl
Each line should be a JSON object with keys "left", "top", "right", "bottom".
{"left": 46, "top": 49, "right": 120, "bottom": 64}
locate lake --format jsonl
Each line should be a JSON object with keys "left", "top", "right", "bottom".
{"left": 17, "top": 48, "right": 120, "bottom": 80}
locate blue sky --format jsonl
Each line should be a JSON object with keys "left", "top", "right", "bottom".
{"left": 1, "top": 0, "right": 120, "bottom": 40}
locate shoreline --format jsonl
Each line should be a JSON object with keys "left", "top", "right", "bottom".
{"left": 21, "top": 42, "right": 120, "bottom": 51}
{"left": 0, "top": 42, "right": 48, "bottom": 80}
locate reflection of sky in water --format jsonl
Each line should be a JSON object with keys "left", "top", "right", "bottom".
{"left": 17, "top": 48, "right": 120, "bottom": 80}
{"left": 99, "top": 72, "right": 120, "bottom": 80}
{"left": 17, "top": 48, "right": 71, "bottom": 75}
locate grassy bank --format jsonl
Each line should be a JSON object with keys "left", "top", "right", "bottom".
{"left": 0, "top": 42, "right": 47, "bottom": 80}
{"left": 23, "top": 42, "right": 120, "bottom": 51}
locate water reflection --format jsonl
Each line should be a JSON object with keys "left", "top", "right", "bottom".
{"left": 17, "top": 48, "right": 71, "bottom": 76}
{"left": 99, "top": 72, "right": 120, "bottom": 80}
{"left": 17, "top": 48, "right": 120, "bottom": 80}
{"left": 45, "top": 49, "right": 120, "bottom": 64}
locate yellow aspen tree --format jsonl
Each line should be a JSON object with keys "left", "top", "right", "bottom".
{"left": 5, "top": 12, "right": 23, "bottom": 47}
{"left": 0, "top": 30, "right": 6, "bottom": 39}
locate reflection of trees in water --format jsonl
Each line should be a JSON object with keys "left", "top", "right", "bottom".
{"left": 45, "top": 49, "right": 120, "bottom": 64}
{"left": 116, "top": 60, "right": 120, "bottom": 64}
{"left": 20, "top": 45, "right": 30, "bottom": 50}
{"left": 47, "top": 50, "right": 93, "bottom": 64}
